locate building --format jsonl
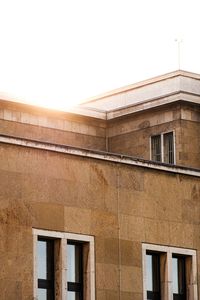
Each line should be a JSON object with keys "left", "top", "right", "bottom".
{"left": 0, "top": 70, "right": 200, "bottom": 300}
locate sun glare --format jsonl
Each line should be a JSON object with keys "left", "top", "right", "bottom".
{"left": 0, "top": 0, "right": 200, "bottom": 111}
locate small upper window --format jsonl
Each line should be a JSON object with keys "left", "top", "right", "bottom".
{"left": 151, "top": 131, "right": 175, "bottom": 164}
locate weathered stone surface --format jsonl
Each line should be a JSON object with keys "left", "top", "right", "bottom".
{"left": 0, "top": 123, "right": 200, "bottom": 298}
{"left": 91, "top": 210, "right": 118, "bottom": 238}
{"left": 96, "top": 263, "right": 119, "bottom": 290}
{"left": 120, "top": 291, "right": 142, "bottom": 300}
{"left": 64, "top": 206, "right": 91, "bottom": 234}
{"left": 121, "top": 266, "right": 142, "bottom": 293}
{"left": 120, "top": 240, "right": 141, "bottom": 267}
{"left": 32, "top": 202, "right": 64, "bottom": 231}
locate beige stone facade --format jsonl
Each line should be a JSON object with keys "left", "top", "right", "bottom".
{"left": 0, "top": 70, "right": 200, "bottom": 299}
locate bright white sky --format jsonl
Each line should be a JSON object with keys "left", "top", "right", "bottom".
{"left": 0, "top": 0, "right": 200, "bottom": 110}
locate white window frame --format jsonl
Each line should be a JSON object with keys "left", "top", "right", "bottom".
{"left": 142, "top": 243, "right": 198, "bottom": 300}
{"left": 150, "top": 130, "right": 176, "bottom": 164}
{"left": 33, "top": 228, "right": 95, "bottom": 300}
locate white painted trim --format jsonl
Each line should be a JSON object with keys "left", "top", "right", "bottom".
{"left": 192, "top": 254, "right": 198, "bottom": 300}
{"left": 33, "top": 228, "right": 95, "bottom": 300}
{"left": 61, "top": 238, "right": 67, "bottom": 300}
{"left": 142, "top": 245, "right": 147, "bottom": 300}
{"left": 167, "top": 251, "right": 173, "bottom": 300}
{"left": 142, "top": 243, "right": 197, "bottom": 257}
{"left": 33, "top": 228, "right": 65, "bottom": 239}
{"left": 89, "top": 239, "right": 95, "bottom": 300}
{"left": 1, "top": 135, "right": 200, "bottom": 177}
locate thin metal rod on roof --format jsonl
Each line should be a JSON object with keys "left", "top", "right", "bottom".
{"left": 175, "top": 38, "right": 183, "bottom": 70}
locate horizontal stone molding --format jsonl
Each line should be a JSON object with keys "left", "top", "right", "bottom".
{"left": 1, "top": 134, "right": 200, "bottom": 177}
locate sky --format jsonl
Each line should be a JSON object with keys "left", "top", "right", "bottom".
{"left": 0, "top": 0, "right": 200, "bottom": 110}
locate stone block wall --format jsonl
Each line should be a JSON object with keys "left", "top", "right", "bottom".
{"left": 1, "top": 100, "right": 200, "bottom": 169}
{"left": 108, "top": 104, "right": 181, "bottom": 160}
{"left": 177, "top": 121, "right": 200, "bottom": 169}
{"left": 0, "top": 141, "right": 200, "bottom": 299}
{"left": 0, "top": 100, "right": 107, "bottom": 151}
{"left": 108, "top": 102, "right": 200, "bottom": 168}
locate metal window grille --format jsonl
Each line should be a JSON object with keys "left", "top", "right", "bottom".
{"left": 151, "top": 135, "right": 161, "bottom": 162}
{"left": 164, "top": 132, "right": 174, "bottom": 164}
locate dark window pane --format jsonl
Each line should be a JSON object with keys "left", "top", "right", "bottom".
{"left": 151, "top": 135, "right": 161, "bottom": 162}
{"left": 164, "top": 132, "right": 174, "bottom": 164}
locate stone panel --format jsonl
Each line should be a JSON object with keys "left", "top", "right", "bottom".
{"left": 32, "top": 202, "right": 64, "bottom": 231}
{"left": 0, "top": 119, "right": 106, "bottom": 151}
{"left": 64, "top": 206, "right": 92, "bottom": 234}
{"left": 120, "top": 215, "right": 145, "bottom": 241}
{"left": 120, "top": 240, "right": 141, "bottom": 267}
{"left": 121, "top": 266, "right": 142, "bottom": 293}
{"left": 91, "top": 210, "right": 118, "bottom": 238}
{"left": 120, "top": 292, "right": 142, "bottom": 300}
{"left": 96, "top": 263, "right": 119, "bottom": 291}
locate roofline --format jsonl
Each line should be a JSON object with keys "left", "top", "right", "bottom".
{"left": 106, "top": 91, "right": 200, "bottom": 120}
{"left": 1, "top": 90, "right": 200, "bottom": 122}
{"left": 0, "top": 98, "right": 107, "bottom": 120}
{"left": 81, "top": 70, "right": 200, "bottom": 104}
{"left": 1, "top": 134, "right": 200, "bottom": 178}
{"left": 1, "top": 69, "right": 200, "bottom": 121}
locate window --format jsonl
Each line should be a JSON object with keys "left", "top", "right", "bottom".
{"left": 142, "top": 244, "right": 197, "bottom": 300}
{"left": 33, "top": 229, "right": 95, "bottom": 300}
{"left": 151, "top": 131, "right": 175, "bottom": 164}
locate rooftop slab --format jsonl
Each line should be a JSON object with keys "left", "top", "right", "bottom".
{"left": 80, "top": 70, "right": 200, "bottom": 115}
{"left": 1, "top": 70, "right": 200, "bottom": 120}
